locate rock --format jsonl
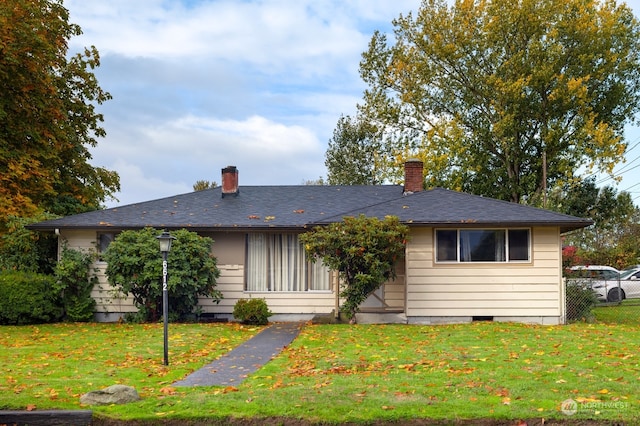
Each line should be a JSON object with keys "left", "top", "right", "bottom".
{"left": 79, "top": 384, "right": 140, "bottom": 406}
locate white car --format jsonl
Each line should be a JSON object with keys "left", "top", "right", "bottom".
{"left": 611, "top": 268, "right": 640, "bottom": 301}
{"left": 567, "top": 265, "right": 621, "bottom": 302}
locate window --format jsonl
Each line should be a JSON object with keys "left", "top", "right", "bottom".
{"left": 245, "top": 233, "right": 330, "bottom": 291}
{"left": 436, "top": 229, "right": 530, "bottom": 263}
{"left": 97, "top": 232, "right": 118, "bottom": 259}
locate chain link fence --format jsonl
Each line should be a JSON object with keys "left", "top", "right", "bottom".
{"left": 565, "top": 274, "right": 640, "bottom": 325}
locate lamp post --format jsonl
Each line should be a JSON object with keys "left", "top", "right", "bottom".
{"left": 157, "top": 231, "right": 176, "bottom": 366}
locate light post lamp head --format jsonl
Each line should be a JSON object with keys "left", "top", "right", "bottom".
{"left": 157, "top": 231, "right": 176, "bottom": 255}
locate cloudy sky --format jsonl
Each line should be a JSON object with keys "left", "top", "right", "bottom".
{"left": 64, "top": 0, "right": 640, "bottom": 207}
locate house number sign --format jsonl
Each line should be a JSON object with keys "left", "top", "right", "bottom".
{"left": 162, "top": 260, "right": 168, "bottom": 291}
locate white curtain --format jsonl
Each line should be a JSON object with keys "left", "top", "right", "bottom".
{"left": 268, "top": 234, "right": 305, "bottom": 291}
{"left": 460, "top": 231, "right": 472, "bottom": 262}
{"left": 247, "top": 233, "right": 330, "bottom": 291}
{"left": 309, "top": 258, "right": 330, "bottom": 291}
{"left": 246, "top": 234, "right": 268, "bottom": 291}
{"left": 494, "top": 230, "right": 506, "bottom": 262}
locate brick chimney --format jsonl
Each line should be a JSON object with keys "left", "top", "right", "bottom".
{"left": 221, "top": 166, "right": 239, "bottom": 198}
{"left": 404, "top": 159, "right": 424, "bottom": 193}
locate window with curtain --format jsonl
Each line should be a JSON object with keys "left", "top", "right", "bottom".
{"left": 97, "top": 232, "right": 119, "bottom": 261}
{"left": 245, "top": 233, "right": 331, "bottom": 291}
{"left": 436, "top": 229, "right": 530, "bottom": 263}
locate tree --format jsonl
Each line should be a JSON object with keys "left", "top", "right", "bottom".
{"left": 612, "top": 210, "right": 640, "bottom": 269}
{"left": 325, "top": 115, "right": 385, "bottom": 185}
{"left": 357, "top": 0, "right": 640, "bottom": 202}
{"left": 550, "top": 177, "right": 636, "bottom": 251}
{"left": 0, "top": 0, "right": 119, "bottom": 226}
{"left": 0, "top": 213, "right": 59, "bottom": 274}
{"left": 300, "top": 215, "right": 409, "bottom": 323}
{"left": 302, "top": 177, "right": 326, "bottom": 185}
{"left": 193, "top": 180, "right": 218, "bottom": 191}
{"left": 104, "top": 228, "right": 222, "bottom": 322}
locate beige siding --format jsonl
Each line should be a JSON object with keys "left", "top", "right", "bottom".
{"left": 61, "top": 226, "right": 563, "bottom": 323}
{"left": 386, "top": 260, "right": 406, "bottom": 309}
{"left": 91, "top": 264, "right": 137, "bottom": 314}
{"left": 58, "top": 229, "right": 96, "bottom": 253}
{"left": 60, "top": 230, "right": 336, "bottom": 319}
{"left": 405, "top": 227, "right": 562, "bottom": 319}
{"left": 199, "top": 265, "right": 335, "bottom": 315}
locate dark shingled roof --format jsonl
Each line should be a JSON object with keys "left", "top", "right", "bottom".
{"left": 318, "top": 188, "right": 592, "bottom": 232}
{"left": 27, "top": 186, "right": 592, "bottom": 233}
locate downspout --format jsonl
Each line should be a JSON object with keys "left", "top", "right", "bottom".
{"left": 333, "top": 271, "right": 340, "bottom": 319}
{"left": 558, "top": 228, "right": 567, "bottom": 324}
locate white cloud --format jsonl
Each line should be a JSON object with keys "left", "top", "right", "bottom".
{"left": 141, "top": 114, "right": 322, "bottom": 163}
{"left": 66, "top": 0, "right": 388, "bottom": 72}
{"left": 93, "top": 114, "right": 327, "bottom": 207}
{"left": 106, "top": 160, "right": 192, "bottom": 207}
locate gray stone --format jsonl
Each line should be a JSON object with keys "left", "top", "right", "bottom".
{"left": 79, "top": 384, "right": 140, "bottom": 406}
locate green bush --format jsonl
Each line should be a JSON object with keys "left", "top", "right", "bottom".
{"left": 233, "top": 299, "right": 272, "bottom": 325}
{"left": 0, "top": 271, "right": 63, "bottom": 325}
{"left": 300, "top": 214, "right": 408, "bottom": 322}
{"left": 104, "top": 228, "right": 222, "bottom": 322}
{"left": 53, "top": 246, "right": 97, "bottom": 322}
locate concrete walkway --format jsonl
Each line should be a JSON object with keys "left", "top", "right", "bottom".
{"left": 173, "top": 322, "right": 303, "bottom": 387}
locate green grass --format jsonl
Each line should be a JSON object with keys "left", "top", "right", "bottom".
{"left": 593, "top": 300, "right": 640, "bottom": 325}
{"left": 1, "top": 321, "right": 639, "bottom": 424}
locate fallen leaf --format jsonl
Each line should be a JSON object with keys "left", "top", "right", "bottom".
{"left": 159, "top": 387, "right": 176, "bottom": 395}
{"left": 26, "top": 404, "right": 36, "bottom": 411}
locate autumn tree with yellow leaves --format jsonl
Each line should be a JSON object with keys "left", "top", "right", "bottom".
{"left": 0, "top": 0, "right": 119, "bottom": 230}
{"left": 337, "top": 0, "right": 640, "bottom": 203}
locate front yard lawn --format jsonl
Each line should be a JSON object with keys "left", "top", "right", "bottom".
{"left": 1, "top": 321, "right": 638, "bottom": 424}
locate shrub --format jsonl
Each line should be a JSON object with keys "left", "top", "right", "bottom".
{"left": 0, "top": 271, "right": 63, "bottom": 324}
{"left": 104, "top": 228, "right": 222, "bottom": 322}
{"left": 565, "top": 281, "right": 598, "bottom": 322}
{"left": 300, "top": 214, "right": 408, "bottom": 322}
{"left": 233, "top": 299, "right": 272, "bottom": 325}
{"left": 54, "top": 246, "right": 97, "bottom": 322}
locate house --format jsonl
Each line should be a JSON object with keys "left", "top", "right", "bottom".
{"left": 28, "top": 161, "right": 592, "bottom": 325}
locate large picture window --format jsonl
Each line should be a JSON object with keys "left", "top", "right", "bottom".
{"left": 436, "top": 229, "right": 530, "bottom": 263}
{"left": 245, "top": 233, "right": 331, "bottom": 291}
